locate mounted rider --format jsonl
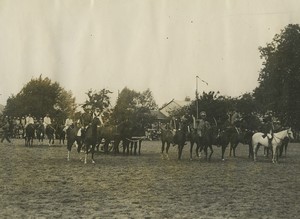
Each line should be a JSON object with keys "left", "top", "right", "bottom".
{"left": 193, "top": 111, "right": 211, "bottom": 137}
{"left": 63, "top": 117, "right": 74, "bottom": 133}
{"left": 79, "top": 107, "right": 93, "bottom": 137}
{"left": 43, "top": 113, "right": 52, "bottom": 130}
{"left": 25, "top": 114, "right": 34, "bottom": 128}
{"left": 262, "top": 111, "right": 275, "bottom": 147}
{"left": 23, "top": 114, "right": 34, "bottom": 137}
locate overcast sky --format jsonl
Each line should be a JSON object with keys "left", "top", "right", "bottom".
{"left": 0, "top": 0, "right": 300, "bottom": 108}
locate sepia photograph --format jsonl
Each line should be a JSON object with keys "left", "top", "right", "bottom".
{"left": 0, "top": 0, "right": 299, "bottom": 218}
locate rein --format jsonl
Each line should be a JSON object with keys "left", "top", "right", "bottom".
{"left": 273, "top": 130, "right": 290, "bottom": 144}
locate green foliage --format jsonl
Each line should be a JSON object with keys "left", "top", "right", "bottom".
{"left": 111, "top": 87, "right": 156, "bottom": 128}
{"left": 4, "top": 76, "right": 76, "bottom": 120}
{"left": 82, "top": 89, "right": 113, "bottom": 111}
{"left": 254, "top": 24, "right": 300, "bottom": 127}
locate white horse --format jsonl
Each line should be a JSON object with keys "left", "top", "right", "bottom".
{"left": 252, "top": 128, "right": 294, "bottom": 163}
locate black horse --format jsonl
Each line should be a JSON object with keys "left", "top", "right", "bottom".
{"left": 56, "top": 124, "right": 66, "bottom": 145}
{"left": 96, "top": 125, "right": 120, "bottom": 154}
{"left": 129, "top": 124, "right": 145, "bottom": 155}
{"left": 198, "top": 126, "right": 230, "bottom": 161}
{"left": 66, "top": 125, "right": 83, "bottom": 161}
{"left": 188, "top": 126, "right": 201, "bottom": 160}
{"left": 25, "top": 124, "right": 35, "bottom": 146}
{"left": 161, "top": 124, "right": 187, "bottom": 160}
{"left": 82, "top": 117, "right": 101, "bottom": 164}
{"left": 228, "top": 127, "right": 254, "bottom": 158}
{"left": 45, "top": 125, "right": 55, "bottom": 146}
{"left": 36, "top": 124, "right": 45, "bottom": 145}
{"left": 160, "top": 128, "right": 174, "bottom": 160}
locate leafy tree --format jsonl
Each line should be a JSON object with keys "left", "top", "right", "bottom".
{"left": 169, "top": 91, "right": 234, "bottom": 127}
{"left": 138, "top": 89, "right": 158, "bottom": 110}
{"left": 254, "top": 24, "right": 300, "bottom": 127}
{"left": 4, "top": 76, "right": 76, "bottom": 120}
{"left": 82, "top": 89, "right": 113, "bottom": 111}
{"left": 111, "top": 87, "right": 156, "bottom": 129}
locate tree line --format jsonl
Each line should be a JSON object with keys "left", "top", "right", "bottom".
{"left": 3, "top": 24, "right": 300, "bottom": 130}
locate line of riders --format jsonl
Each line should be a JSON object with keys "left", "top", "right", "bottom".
{"left": 0, "top": 107, "right": 107, "bottom": 144}
{"left": 1, "top": 107, "right": 278, "bottom": 147}
{"left": 168, "top": 110, "right": 277, "bottom": 148}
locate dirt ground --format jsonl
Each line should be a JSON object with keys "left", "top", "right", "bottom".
{"left": 0, "top": 138, "right": 299, "bottom": 219}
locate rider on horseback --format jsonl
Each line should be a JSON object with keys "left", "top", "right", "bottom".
{"left": 263, "top": 111, "right": 275, "bottom": 148}
{"left": 64, "top": 117, "right": 74, "bottom": 133}
{"left": 24, "top": 114, "right": 34, "bottom": 137}
{"left": 80, "top": 107, "right": 93, "bottom": 137}
{"left": 43, "top": 113, "right": 52, "bottom": 130}
{"left": 193, "top": 111, "right": 210, "bottom": 137}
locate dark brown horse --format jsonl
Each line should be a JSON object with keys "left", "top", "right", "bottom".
{"left": 45, "top": 125, "right": 55, "bottom": 146}
{"left": 82, "top": 117, "right": 101, "bottom": 164}
{"left": 188, "top": 126, "right": 201, "bottom": 160}
{"left": 160, "top": 128, "right": 174, "bottom": 160}
{"left": 228, "top": 127, "right": 254, "bottom": 158}
{"left": 198, "top": 126, "right": 230, "bottom": 161}
{"left": 24, "top": 124, "right": 35, "bottom": 146}
{"left": 66, "top": 125, "right": 83, "bottom": 161}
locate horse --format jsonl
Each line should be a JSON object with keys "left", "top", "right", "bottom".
{"left": 66, "top": 125, "right": 83, "bottom": 161}
{"left": 227, "top": 127, "right": 254, "bottom": 158}
{"left": 176, "top": 128, "right": 187, "bottom": 160}
{"left": 198, "top": 126, "right": 230, "bottom": 161}
{"left": 188, "top": 126, "right": 201, "bottom": 160}
{"left": 252, "top": 128, "right": 294, "bottom": 163}
{"left": 45, "top": 125, "right": 55, "bottom": 146}
{"left": 129, "top": 124, "right": 145, "bottom": 155}
{"left": 96, "top": 125, "right": 121, "bottom": 154}
{"left": 36, "top": 124, "right": 45, "bottom": 145}
{"left": 279, "top": 137, "right": 289, "bottom": 157}
{"left": 56, "top": 124, "right": 66, "bottom": 144}
{"left": 81, "top": 117, "right": 101, "bottom": 164}
{"left": 160, "top": 128, "right": 174, "bottom": 160}
{"left": 24, "top": 124, "right": 35, "bottom": 146}
{"left": 160, "top": 123, "right": 188, "bottom": 160}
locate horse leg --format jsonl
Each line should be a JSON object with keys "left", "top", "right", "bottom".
{"left": 208, "top": 145, "right": 213, "bottom": 161}
{"left": 138, "top": 140, "right": 142, "bottom": 155}
{"left": 248, "top": 143, "right": 253, "bottom": 159}
{"left": 161, "top": 141, "right": 165, "bottom": 159}
{"left": 228, "top": 143, "right": 232, "bottom": 157}
{"left": 91, "top": 144, "right": 96, "bottom": 164}
{"left": 233, "top": 143, "right": 237, "bottom": 157}
{"left": 284, "top": 143, "right": 288, "bottom": 157}
{"left": 190, "top": 142, "right": 194, "bottom": 160}
{"left": 221, "top": 144, "right": 226, "bottom": 161}
{"left": 165, "top": 143, "right": 170, "bottom": 160}
{"left": 178, "top": 144, "right": 182, "bottom": 160}
{"left": 134, "top": 142, "right": 138, "bottom": 155}
{"left": 253, "top": 144, "right": 259, "bottom": 162}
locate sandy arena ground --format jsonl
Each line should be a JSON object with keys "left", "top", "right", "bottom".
{"left": 0, "top": 138, "right": 299, "bottom": 218}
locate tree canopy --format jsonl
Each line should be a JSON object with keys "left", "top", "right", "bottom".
{"left": 254, "top": 24, "right": 300, "bottom": 127}
{"left": 4, "top": 76, "right": 76, "bottom": 121}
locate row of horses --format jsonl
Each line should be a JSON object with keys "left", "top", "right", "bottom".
{"left": 161, "top": 124, "right": 293, "bottom": 164}
{"left": 24, "top": 118, "right": 294, "bottom": 164}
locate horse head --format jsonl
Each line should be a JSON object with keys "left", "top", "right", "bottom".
{"left": 287, "top": 128, "right": 294, "bottom": 140}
